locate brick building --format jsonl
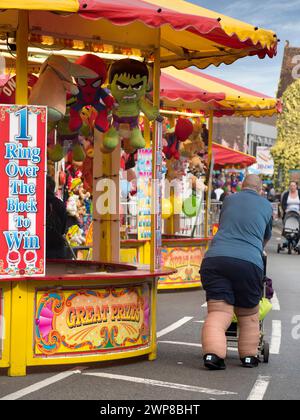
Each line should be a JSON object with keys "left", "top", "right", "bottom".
{"left": 213, "top": 42, "right": 300, "bottom": 155}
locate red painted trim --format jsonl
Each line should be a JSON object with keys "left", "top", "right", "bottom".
{"left": 162, "top": 237, "right": 212, "bottom": 244}
{"left": 121, "top": 240, "right": 147, "bottom": 245}
{"left": 0, "top": 260, "right": 176, "bottom": 282}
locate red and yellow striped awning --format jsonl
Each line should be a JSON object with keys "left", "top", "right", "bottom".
{"left": 212, "top": 143, "right": 256, "bottom": 169}
{"left": 0, "top": 0, "right": 278, "bottom": 70}
{"left": 161, "top": 67, "right": 281, "bottom": 117}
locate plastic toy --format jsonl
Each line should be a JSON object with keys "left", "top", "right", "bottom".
{"left": 104, "top": 58, "right": 159, "bottom": 153}
{"left": 69, "top": 54, "right": 115, "bottom": 135}
{"left": 66, "top": 225, "right": 86, "bottom": 247}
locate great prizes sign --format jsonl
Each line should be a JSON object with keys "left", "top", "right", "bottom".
{"left": 0, "top": 105, "right": 47, "bottom": 278}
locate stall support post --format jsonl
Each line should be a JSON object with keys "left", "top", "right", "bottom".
{"left": 150, "top": 42, "right": 161, "bottom": 273}
{"left": 8, "top": 282, "right": 28, "bottom": 376}
{"left": 204, "top": 111, "right": 214, "bottom": 238}
{"left": 7, "top": 9, "right": 30, "bottom": 377}
{"left": 142, "top": 117, "right": 151, "bottom": 266}
{"left": 144, "top": 117, "right": 151, "bottom": 149}
{"left": 93, "top": 132, "right": 120, "bottom": 262}
{"left": 164, "top": 187, "right": 174, "bottom": 234}
{"left": 16, "top": 10, "right": 29, "bottom": 105}
{"left": 148, "top": 276, "right": 158, "bottom": 361}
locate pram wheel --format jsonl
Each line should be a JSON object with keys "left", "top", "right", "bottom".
{"left": 288, "top": 243, "right": 292, "bottom": 255}
{"left": 277, "top": 244, "right": 281, "bottom": 254}
{"left": 262, "top": 341, "right": 269, "bottom": 363}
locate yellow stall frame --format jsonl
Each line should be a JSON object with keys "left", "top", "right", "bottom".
{"left": 0, "top": 283, "right": 11, "bottom": 369}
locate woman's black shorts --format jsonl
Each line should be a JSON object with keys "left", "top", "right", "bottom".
{"left": 200, "top": 256, "right": 264, "bottom": 308}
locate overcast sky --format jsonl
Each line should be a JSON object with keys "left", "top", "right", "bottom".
{"left": 190, "top": 0, "right": 300, "bottom": 97}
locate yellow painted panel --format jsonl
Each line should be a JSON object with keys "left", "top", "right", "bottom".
{"left": 26, "top": 279, "right": 155, "bottom": 367}
{"left": 120, "top": 248, "right": 138, "bottom": 264}
{"left": 0, "top": 0, "right": 78, "bottom": 12}
{"left": 0, "top": 283, "right": 11, "bottom": 368}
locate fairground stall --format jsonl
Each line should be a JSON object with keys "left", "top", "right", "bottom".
{"left": 151, "top": 67, "right": 280, "bottom": 289}
{"left": 0, "top": 0, "right": 278, "bottom": 375}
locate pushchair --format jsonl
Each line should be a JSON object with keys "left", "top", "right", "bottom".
{"left": 225, "top": 252, "right": 271, "bottom": 363}
{"left": 277, "top": 211, "right": 300, "bottom": 255}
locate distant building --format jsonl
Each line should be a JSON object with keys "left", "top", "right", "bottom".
{"left": 213, "top": 115, "right": 277, "bottom": 155}
{"left": 277, "top": 41, "right": 300, "bottom": 98}
{"left": 212, "top": 42, "right": 300, "bottom": 156}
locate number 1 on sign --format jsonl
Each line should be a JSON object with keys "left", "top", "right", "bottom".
{"left": 15, "top": 107, "right": 32, "bottom": 141}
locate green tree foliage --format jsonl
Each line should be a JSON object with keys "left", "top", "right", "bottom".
{"left": 271, "top": 78, "right": 300, "bottom": 190}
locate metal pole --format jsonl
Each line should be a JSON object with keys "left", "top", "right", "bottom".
{"left": 204, "top": 111, "right": 214, "bottom": 238}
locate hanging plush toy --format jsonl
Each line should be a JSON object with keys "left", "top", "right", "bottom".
{"left": 188, "top": 155, "right": 207, "bottom": 178}
{"left": 69, "top": 54, "right": 115, "bottom": 134}
{"left": 29, "top": 55, "right": 97, "bottom": 162}
{"left": 163, "top": 118, "right": 193, "bottom": 160}
{"left": 180, "top": 121, "right": 205, "bottom": 158}
{"left": 103, "top": 58, "right": 160, "bottom": 154}
{"left": 29, "top": 55, "right": 97, "bottom": 122}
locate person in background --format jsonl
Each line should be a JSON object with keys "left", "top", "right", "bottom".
{"left": 214, "top": 183, "right": 224, "bottom": 201}
{"left": 199, "top": 175, "right": 272, "bottom": 370}
{"left": 267, "top": 183, "right": 276, "bottom": 202}
{"left": 219, "top": 184, "right": 233, "bottom": 202}
{"left": 281, "top": 181, "right": 300, "bottom": 218}
{"left": 201, "top": 123, "right": 209, "bottom": 148}
{"left": 211, "top": 188, "right": 217, "bottom": 200}
{"left": 46, "top": 175, "right": 68, "bottom": 259}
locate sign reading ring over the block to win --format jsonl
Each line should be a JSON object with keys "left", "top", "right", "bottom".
{"left": 0, "top": 105, "right": 47, "bottom": 278}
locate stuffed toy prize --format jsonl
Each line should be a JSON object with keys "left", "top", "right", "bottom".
{"left": 163, "top": 118, "right": 193, "bottom": 160}
{"left": 29, "top": 55, "right": 97, "bottom": 122}
{"left": 29, "top": 55, "right": 97, "bottom": 162}
{"left": 104, "top": 58, "right": 160, "bottom": 154}
{"left": 69, "top": 54, "right": 115, "bottom": 134}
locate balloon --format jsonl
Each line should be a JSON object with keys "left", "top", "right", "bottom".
{"left": 120, "top": 179, "right": 130, "bottom": 199}
{"left": 182, "top": 195, "right": 200, "bottom": 218}
{"left": 173, "top": 197, "right": 183, "bottom": 215}
{"left": 162, "top": 198, "right": 173, "bottom": 219}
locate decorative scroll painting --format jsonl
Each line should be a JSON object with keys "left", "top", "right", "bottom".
{"left": 34, "top": 285, "right": 151, "bottom": 356}
{"left": 160, "top": 246, "right": 205, "bottom": 286}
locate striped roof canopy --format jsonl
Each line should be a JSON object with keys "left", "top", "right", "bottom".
{"left": 161, "top": 67, "right": 281, "bottom": 117}
{"left": 0, "top": 0, "right": 278, "bottom": 70}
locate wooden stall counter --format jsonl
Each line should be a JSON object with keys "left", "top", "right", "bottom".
{"left": 0, "top": 260, "right": 174, "bottom": 377}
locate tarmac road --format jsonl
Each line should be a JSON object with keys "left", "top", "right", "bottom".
{"left": 0, "top": 234, "right": 299, "bottom": 401}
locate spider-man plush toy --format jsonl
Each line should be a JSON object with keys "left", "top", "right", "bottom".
{"left": 69, "top": 54, "right": 115, "bottom": 133}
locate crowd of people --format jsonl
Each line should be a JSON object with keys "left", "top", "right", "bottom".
{"left": 211, "top": 172, "right": 279, "bottom": 204}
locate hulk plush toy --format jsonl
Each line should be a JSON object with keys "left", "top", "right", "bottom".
{"left": 104, "top": 58, "right": 159, "bottom": 153}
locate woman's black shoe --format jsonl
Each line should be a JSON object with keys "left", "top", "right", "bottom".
{"left": 240, "top": 356, "right": 260, "bottom": 368}
{"left": 203, "top": 354, "right": 226, "bottom": 370}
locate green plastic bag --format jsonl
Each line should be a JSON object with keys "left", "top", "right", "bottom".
{"left": 232, "top": 298, "right": 273, "bottom": 323}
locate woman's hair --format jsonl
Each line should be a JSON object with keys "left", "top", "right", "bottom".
{"left": 46, "top": 175, "right": 55, "bottom": 194}
{"left": 290, "top": 181, "right": 298, "bottom": 187}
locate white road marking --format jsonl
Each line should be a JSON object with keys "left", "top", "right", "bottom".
{"left": 157, "top": 317, "right": 193, "bottom": 338}
{"left": 159, "top": 340, "right": 238, "bottom": 353}
{"left": 0, "top": 368, "right": 84, "bottom": 400}
{"left": 271, "top": 292, "right": 280, "bottom": 311}
{"left": 83, "top": 372, "right": 237, "bottom": 396}
{"left": 194, "top": 320, "right": 205, "bottom": 323}
{"left": 270, "top": 320, "right": 281, "bottom": 355}
{"left": 247, "top": 376, "right": 271, "bottom": 400}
